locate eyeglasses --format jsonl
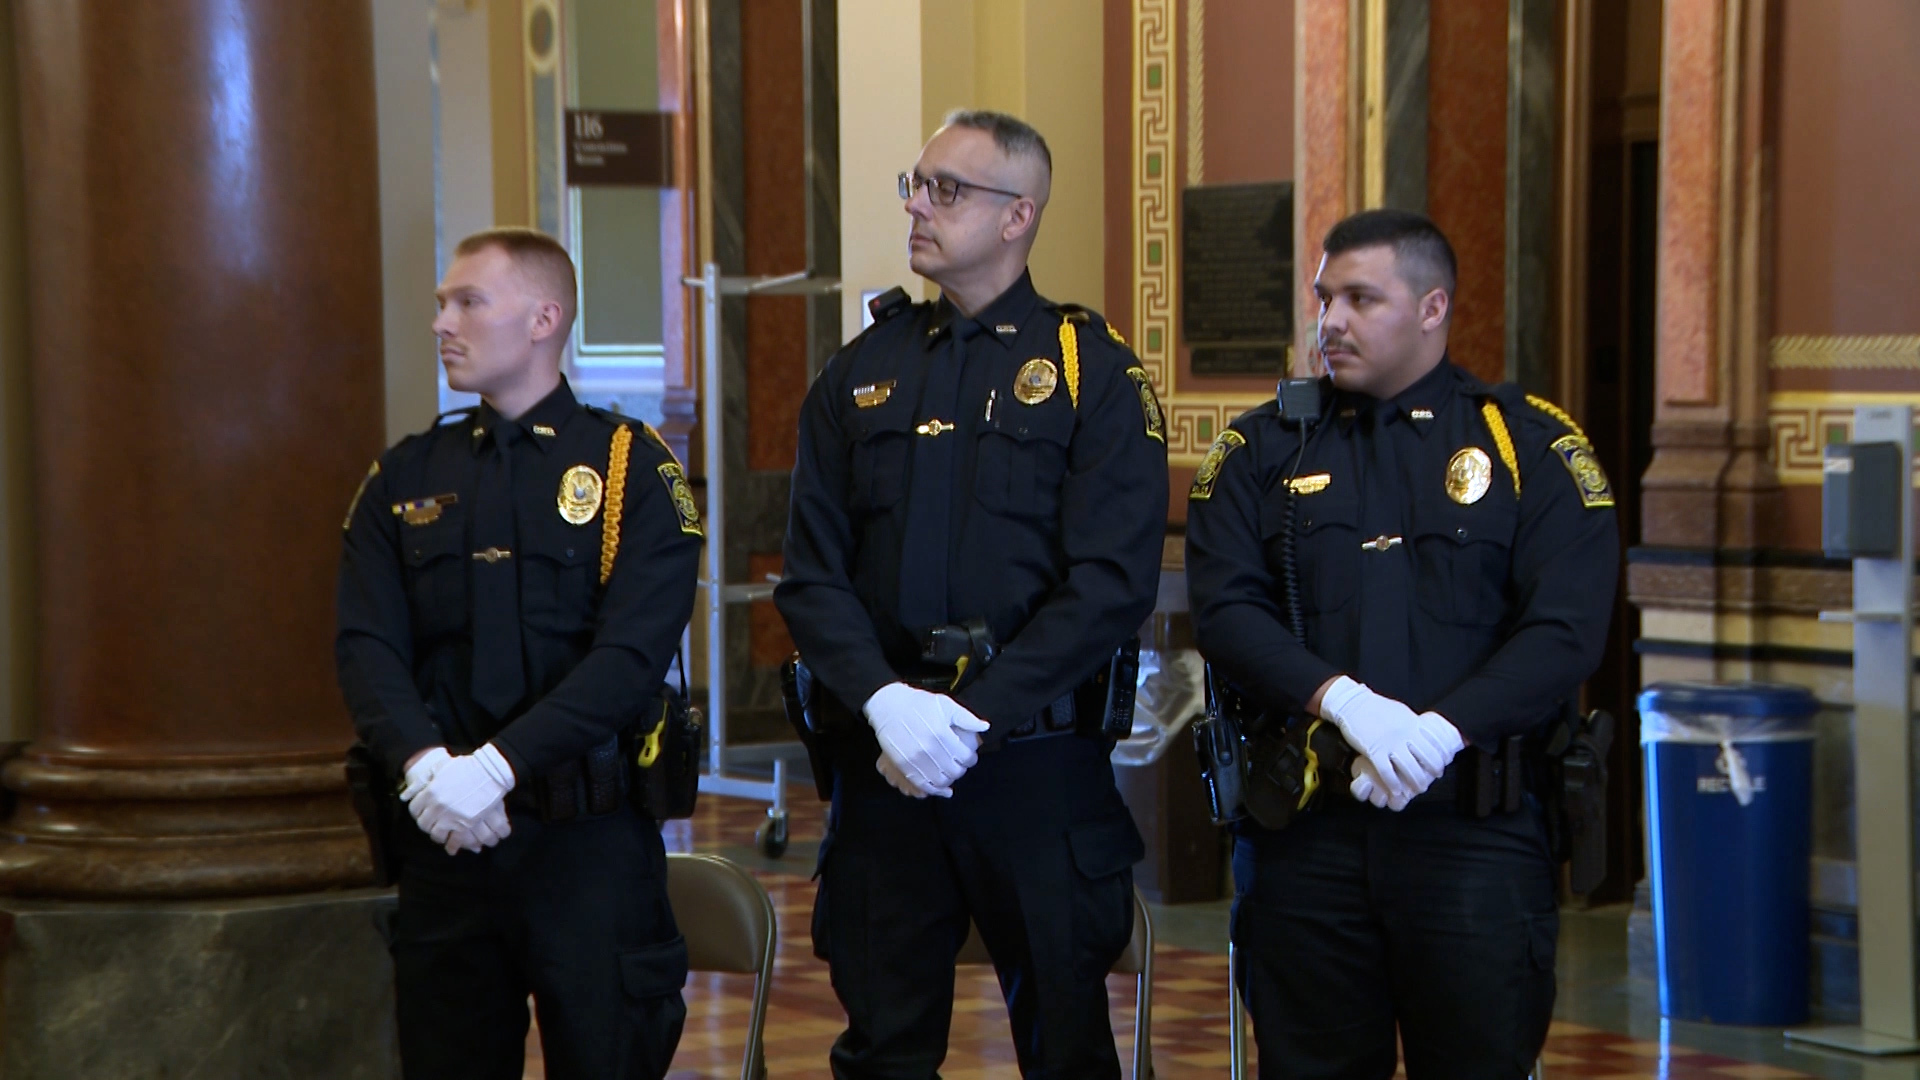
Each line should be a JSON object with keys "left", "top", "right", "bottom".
{"left": 898, "top": 171, "right": 1024, "bottom": 208}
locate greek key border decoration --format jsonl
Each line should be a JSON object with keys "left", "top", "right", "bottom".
{"left": 1769, "top": 391, "right": 1920, "bottom": 486}
{"left": 1135, "top": 0, "right": 1280, "bottom": 465}
{"left": 1133, "top": 0, "right": 1176, "bottom": 412}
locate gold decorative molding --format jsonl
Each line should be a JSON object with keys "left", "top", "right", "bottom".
{"left": 1133, "top": 0, "right": 1273, "bottom": 465}
{"left": 1185, "top": 0, "right": 1205, "bottom": 187}
{"left": 1771, "top": 335, "right": 1920, "bottom": 370}
{"left": 1768, "top": 391, "right": 1920, "bottom": 485}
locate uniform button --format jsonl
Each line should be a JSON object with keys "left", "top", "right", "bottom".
{"left": 1455, "top": 527, "right": 1468, "bottom": 539}
{"left": 565, "top": 547, "right": 576, "bottom": 558}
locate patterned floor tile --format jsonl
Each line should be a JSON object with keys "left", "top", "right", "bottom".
{"left": 513, "top": 789, "right": 1827, "bottom": 1079}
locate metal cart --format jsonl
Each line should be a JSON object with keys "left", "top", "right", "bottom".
{"left": 683, "top": 262, "right": 839, "bottom": 857}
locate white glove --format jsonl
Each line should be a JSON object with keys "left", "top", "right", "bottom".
{"left": 1349, "top": 755, "right": 1398, "bottom": 810}
{"left": 441, "top": 801, "right": 513, "bottom": 855}
{"left": 863, "top": 683, "right": 989, "bottom": 793}
{"left": 1349, "top": 711, "right": 1466, "bottom": 811}
{"left": 399, "top": 747, "right": 451, "bottom": 802}
{"left": 876, "top": 754, "right": 944, "bottom": 799}
{"left": 1319, "top": 677, "right": 1449, "bottom": 804}
{"left": 407, "top": 743, "right": 516, "bottom": 844}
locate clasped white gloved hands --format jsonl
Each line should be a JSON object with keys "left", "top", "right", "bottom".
{"left": 863, "top": 682, "right": 991, "bottom": 798}
{"left": 403, "top": 744, "right": 517, "bottom": 854}
{"left": 1318, "top": 677, "right": 1464, "bottom": 810}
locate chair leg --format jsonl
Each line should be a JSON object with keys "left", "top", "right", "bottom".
{"left": 1227, "top": 942, "right": 1247, "bottom": 1080}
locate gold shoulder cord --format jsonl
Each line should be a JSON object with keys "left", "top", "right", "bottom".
{"left": 1058, "top": 319, "right": 1081, "bottom": 409}
{"left": 600, "top": 425, "right": 632, "bottom": 586}
{"left": 1480, "top": 401, "right": 1522, "bottom": 498}
{"left": 1526, "top": 393, "right": 1589, "bottom": 441}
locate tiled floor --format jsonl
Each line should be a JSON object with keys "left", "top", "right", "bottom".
{"left": 516, "top": 784, "right": 1914, "bottom": 1079}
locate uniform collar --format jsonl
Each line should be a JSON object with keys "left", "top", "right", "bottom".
{"left": 1334, "top": 357, "right": 1456, "bottom": 437}
{"left": 1384, "top": 358, "right": 1457, "bottom": 438}
{"left": 923, "top": 269, "right": 1042, "bottom": 352}
{"left": 472, "top": 377, "right": 579, "bottom": 453}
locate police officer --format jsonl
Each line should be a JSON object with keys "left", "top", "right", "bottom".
{"left": 775, "top": 110, "right": 1168, "bottom": 1078}
{"left": 336, "top": 228, "right": 701, "bottom": 1079}
{"left": 1185, "top": 209, "right": 1619, "bottom": 1079}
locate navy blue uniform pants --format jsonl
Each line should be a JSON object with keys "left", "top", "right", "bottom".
{"left": 1232, "top": 799, "right": 1557, "bottom": 1080}
{"left": 388, "top": 802, "right": 688, "bottom": 1080}
{"left": 814, "top": 733, "right": 1143, "bottom": 1080}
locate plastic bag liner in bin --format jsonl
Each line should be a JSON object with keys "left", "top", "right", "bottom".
{"left": 1638, "top": 681, "right": 1819, "bottom": 1026}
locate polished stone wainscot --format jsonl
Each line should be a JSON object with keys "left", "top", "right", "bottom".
{"left": 0, "top": 889, "right": 399, "bottom": 1079}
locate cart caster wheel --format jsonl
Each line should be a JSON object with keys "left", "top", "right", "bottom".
{"left": 755, "top": 813, "right": 789, "bottom": 858}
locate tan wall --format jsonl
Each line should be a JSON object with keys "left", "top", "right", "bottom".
{"left": 489, "top": 0, "right": 532, "bottom": 227}
{"left": 0, "top": 0, "right": 31, "bottom": 743}
{"left": 845, "top": 0, "right": 1106, "bottom": 329}
{"left": 1773, "top": 0, "right": 1920, "bottom": 337}
{"left": 375, "top": 0, "right": 443, "bottom": 441}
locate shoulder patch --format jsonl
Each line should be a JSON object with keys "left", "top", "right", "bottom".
{"left": 1550, "top": 434, "right": 1614, "bottom": 509}
{"left": 1125, "top": 366, "right": 1167, "bottom": 443}
{"left": 657, "top": 461, "right": 705, "bottom": 537}
{"left": 1188, "top": 429, "right": 1248, "bottom": 501}
{"left": 342, "top": 460, "right": 379, "bottom": 530}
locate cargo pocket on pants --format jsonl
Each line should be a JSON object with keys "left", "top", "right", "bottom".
{"left": 619, "top": 936, "right": 690, "bottom": 1079}
{"left": 1068, "top": 811, "right": 1145, "bottom": 980}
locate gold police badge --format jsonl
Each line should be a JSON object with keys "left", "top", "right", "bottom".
{"left": 558, "top": 465, "right": 604, "bottom": 524}
{"left": 1446, "top": 447, "right": 1493, "bottom": 505}
{"left": 1013, "top": 358, "right": 1059, "bottom": 405}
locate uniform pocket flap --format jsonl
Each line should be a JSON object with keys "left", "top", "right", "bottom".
{"left": 401, "top": 521, "right": 464, "bottom": 566}
{"left": 1412, "top": 499, "right": 1516, "bottom": 547}
{"left": 619, "top": 935, "right": 690, "bottom": 1000}
{"left": 983, "top": 404, "right": 1075, "bottom": 447}
{"left": 1067, "top": 812, "right": 1146, "bottom": 880}
{"left": 1292, "top": 493, "right": 1358, "bottom": 537}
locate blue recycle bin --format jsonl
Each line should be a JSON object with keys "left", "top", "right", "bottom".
{"left": 1639, "top": 682, "right": 1819, "bottom": 1026}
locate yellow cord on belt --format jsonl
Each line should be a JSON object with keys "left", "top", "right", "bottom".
{"left": 600, "top": 425, "right": 631, "bottom": 585}
{"left": 1480, "top": 401, "right": 1521, "bottom": 498}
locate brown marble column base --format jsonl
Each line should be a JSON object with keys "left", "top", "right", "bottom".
{"left": 0, "top": 889, "right": 399, "bottom": 1079}
{"left": 0, "top": 756, "right": 374, "bottom": 899}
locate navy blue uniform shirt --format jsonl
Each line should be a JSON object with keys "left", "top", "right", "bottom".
{"left": 774, "top": 272, "right": 1169, "bottom": 747}
{"left": 336, "top": 379, "right": 702, "bottom": 783}
{"left": 1184, "top": 360, "right": 1619, "bottom": 747}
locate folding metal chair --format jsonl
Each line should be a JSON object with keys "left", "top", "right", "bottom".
{"left": 954, "top": 889, "right": 1156, "bottom": 1079}
{"left": 665, "top": 853, "right": 778, "bottom": 1080}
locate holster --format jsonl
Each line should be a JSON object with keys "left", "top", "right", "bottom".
{"left": 627, "top": 686, "right": 703, "bottom": 821}
{"left": 1538, "top": 706, "right": 1615, "bottom": 894}
{"left": 344, "top": 742, "right": 402, "bottom": 887}
{"left": 782, "top": 654, "right": 837, "bottom": 801}
{"left": 1194, "top": 666, "right": 1355, "bottom": 830}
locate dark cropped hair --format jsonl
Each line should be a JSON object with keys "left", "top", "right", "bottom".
{"left": 941, "top": 109, "right": 1053, "bottom": 178}
{"left": 1322, "top": 209, "right": 1457, "bottom": 297}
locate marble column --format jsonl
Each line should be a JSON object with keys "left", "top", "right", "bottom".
{"left": 1639, "top": 0, "right": 1781, "bottom": 554}
{"left": 1, "top": 0, "right": 386, "bottom": 898}
{"left": 1292, "top": 0, "right": 1354, "bottom": 373}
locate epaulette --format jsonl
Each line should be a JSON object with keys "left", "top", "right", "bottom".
{"left": 1055, "top": 303, "right": 1132, "bottom": 349}
{"left": 1482, "top": 386, "right": 1614, "bottom": 509}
